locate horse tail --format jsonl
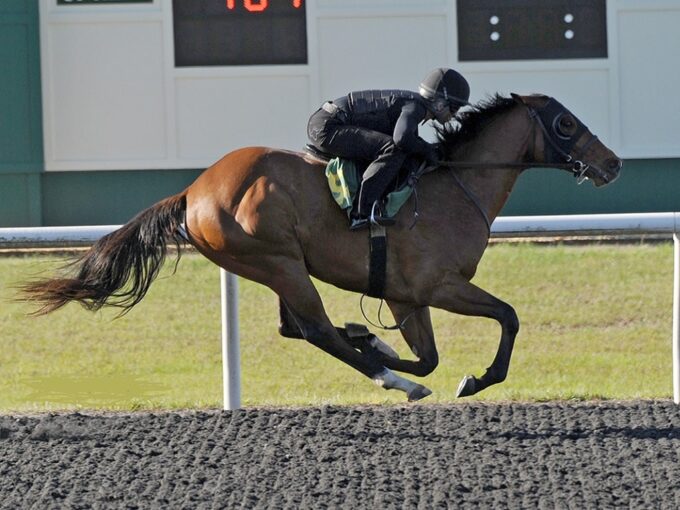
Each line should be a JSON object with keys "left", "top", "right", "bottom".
{"left": 21, "top": 192, "right": 188, "bottom": 316}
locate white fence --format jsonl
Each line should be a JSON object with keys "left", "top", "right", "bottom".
{"left": 2, "top": 212, "right": 680, "bottom": 408}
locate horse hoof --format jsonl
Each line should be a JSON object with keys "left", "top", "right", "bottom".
{"left": 456, "top": 375, "right": 477, "bottom": 398}
{"left": 407, "top": 384, "right": 432, "bottom": 402}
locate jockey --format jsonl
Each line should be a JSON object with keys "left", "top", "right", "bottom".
{"left": 307, "top": 68, "right": 470, "bottom": 230}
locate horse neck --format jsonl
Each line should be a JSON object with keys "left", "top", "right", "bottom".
{"left": 450, "top": 107, "right": 532, "bottom": 222}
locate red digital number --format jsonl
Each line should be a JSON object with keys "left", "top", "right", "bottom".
{"left": 226, "top": 0, "right": 302, "bottom": 10}
{"left": 244, "top": 0, "right": 267, "bottom": 12}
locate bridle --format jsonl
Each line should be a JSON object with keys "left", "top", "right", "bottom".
{"left": 411, "top": 97, "right": 607, "bottom": 234}
{"left": 527, "top": 98, "right": 601, "bottom": 185}
{"left": 436, "top": 98, "right": 602, "bottom": 184}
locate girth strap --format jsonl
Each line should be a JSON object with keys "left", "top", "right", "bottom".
{"left": 367, "top": 224, "right": 387, "bottom": 298}
{"left": 450, "top": 171, "right": 491, "bottom": 235}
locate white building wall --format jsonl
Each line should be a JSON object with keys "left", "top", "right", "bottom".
{"left": 39, "top": 0, "right": 680, "bottom": 171}
{"left": 615, "top": 1, "right": 680, "bottom": 158}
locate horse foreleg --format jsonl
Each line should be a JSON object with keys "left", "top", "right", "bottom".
{"left": 278, "top": 297, "right": 305, "bottom": 339}
{"left": 373, "top": 301, "right": 440, "bottom": 378}
{"left": 431, "top": 280, "right": 519, "bottom": 398}
{"left": 274, "top": 271, "right": 431, "bottom": 401}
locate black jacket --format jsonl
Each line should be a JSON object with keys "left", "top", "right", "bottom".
{"left": 333, "top": 90, "right": 433, "bottom": 158}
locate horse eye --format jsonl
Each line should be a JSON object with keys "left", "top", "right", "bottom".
{"left": 558, "top": 116, "right": 578, "bottom": 136}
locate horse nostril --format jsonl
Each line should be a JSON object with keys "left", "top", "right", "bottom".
{"left": 608, "top": 158, "right": 622, "bottom": 171}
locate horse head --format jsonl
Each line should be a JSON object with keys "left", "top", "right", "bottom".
{"left": 511, "top": 93, "right": 623, "bottom": 187}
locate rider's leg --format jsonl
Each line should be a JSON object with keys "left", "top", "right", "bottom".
{"left": 310, "top": 123, "right": 407, "bottom": 227}
{"left": 356, "top": 144, "right": 407, "bottom": 219}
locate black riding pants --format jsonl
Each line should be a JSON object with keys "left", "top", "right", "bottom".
{"left": 308, "top": 109, "right": 407, "bottom": 217}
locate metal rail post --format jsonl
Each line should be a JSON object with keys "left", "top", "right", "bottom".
{"left": 220, "top": 269, "right": 241, "bottom": 410}
{"left": 674, "top": 234, "right": 680, "bottom": 404}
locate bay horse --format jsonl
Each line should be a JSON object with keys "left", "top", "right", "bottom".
{"left": 21, "top": 93, "right": 622, "bottom": 402}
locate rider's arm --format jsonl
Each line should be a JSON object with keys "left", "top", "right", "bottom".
{"left": 393, "top": 102, "right": 437, "bottom": 162}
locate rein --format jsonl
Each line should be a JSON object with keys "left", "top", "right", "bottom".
{"left": 437, "top": 160, "right": 573, "bottom": 170}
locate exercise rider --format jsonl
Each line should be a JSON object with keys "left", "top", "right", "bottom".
{"left": 307, "top": 67, "right": 470, "bottom": 230}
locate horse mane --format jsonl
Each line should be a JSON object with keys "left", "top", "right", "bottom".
{"left": 435, "top": 94, "right": 518, "bottom": 155}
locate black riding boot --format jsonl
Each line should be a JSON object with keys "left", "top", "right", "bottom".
{"left": 350, "top": 149, "right": 406, "bottom": 230}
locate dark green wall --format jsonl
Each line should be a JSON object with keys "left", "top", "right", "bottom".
{"left": 502, "top": 158, "right": 680, "bottom": 216}
{"left": 41, "top": 169, "right": 202, "bottom": 225}
{"left": 0, "top": 0, "right": 43, "bottom": 226}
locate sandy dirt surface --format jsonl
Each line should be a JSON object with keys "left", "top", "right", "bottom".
{"left": 1, "top": 401, "right": 679, "bottom": 509}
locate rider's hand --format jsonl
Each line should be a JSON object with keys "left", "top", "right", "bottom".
{"left": 424, "top": 144, "right": 440, "bottom": 166}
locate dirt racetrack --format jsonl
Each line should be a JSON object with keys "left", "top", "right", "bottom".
{"left": 1, "top": 401, "right": 680, "bottom": 508}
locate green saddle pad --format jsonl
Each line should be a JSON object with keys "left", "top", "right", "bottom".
{"left": 324, "top": 157, "right": 414, "bottom": 218}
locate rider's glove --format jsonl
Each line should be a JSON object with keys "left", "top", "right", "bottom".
{"left": 424, "top": 144, "right": 440, "bottom": 166}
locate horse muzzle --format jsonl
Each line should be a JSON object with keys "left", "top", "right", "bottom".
{"left": 587, "top": 157, "right": 622, "bottom": 187}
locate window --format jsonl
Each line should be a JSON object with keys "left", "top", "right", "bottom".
{"left": 457, "top": 0, "right": 607, "bottom": 61}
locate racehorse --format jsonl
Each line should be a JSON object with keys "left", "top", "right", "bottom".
{"left": 21, "top": 93, "right": 622, "bottom": 401}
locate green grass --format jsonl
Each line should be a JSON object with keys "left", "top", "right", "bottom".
{"left": 0, "top": 242, "right": 674, "bottom": 412}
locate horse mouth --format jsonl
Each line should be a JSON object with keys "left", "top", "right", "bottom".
{"left": 593, "top": 172, "right": 617, "bottom": 187}
{"left": 590, "top": 159, "right": 622, "bottom": 187}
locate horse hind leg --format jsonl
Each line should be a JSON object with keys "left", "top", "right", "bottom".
{"left": 343, "top": 322, "right": 400, "bottom": 361}
{"left": 274, "top": 270, "right": 431, "bottom": 401}
{"left": 279, "top": 298, "right": 400, "bottom": 360}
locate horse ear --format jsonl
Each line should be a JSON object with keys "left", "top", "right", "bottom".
{"left": 510, "top": 93, "right": 526, "bottom": 105}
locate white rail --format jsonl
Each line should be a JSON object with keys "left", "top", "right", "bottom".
{"left": 2, "top": 212, "right": 680, "bottom": 408}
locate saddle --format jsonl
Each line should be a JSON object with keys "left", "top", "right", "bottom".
{"left": 304, "top": 144, "right": 419, "bottom": 220}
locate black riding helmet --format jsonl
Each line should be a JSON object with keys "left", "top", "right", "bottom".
{"left": 419, "top": 68, "right": 470, "bottom": 122}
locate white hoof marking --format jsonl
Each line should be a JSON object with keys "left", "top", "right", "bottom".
{"left": 373, "top": 368, "right": 418, "bottom": 395}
